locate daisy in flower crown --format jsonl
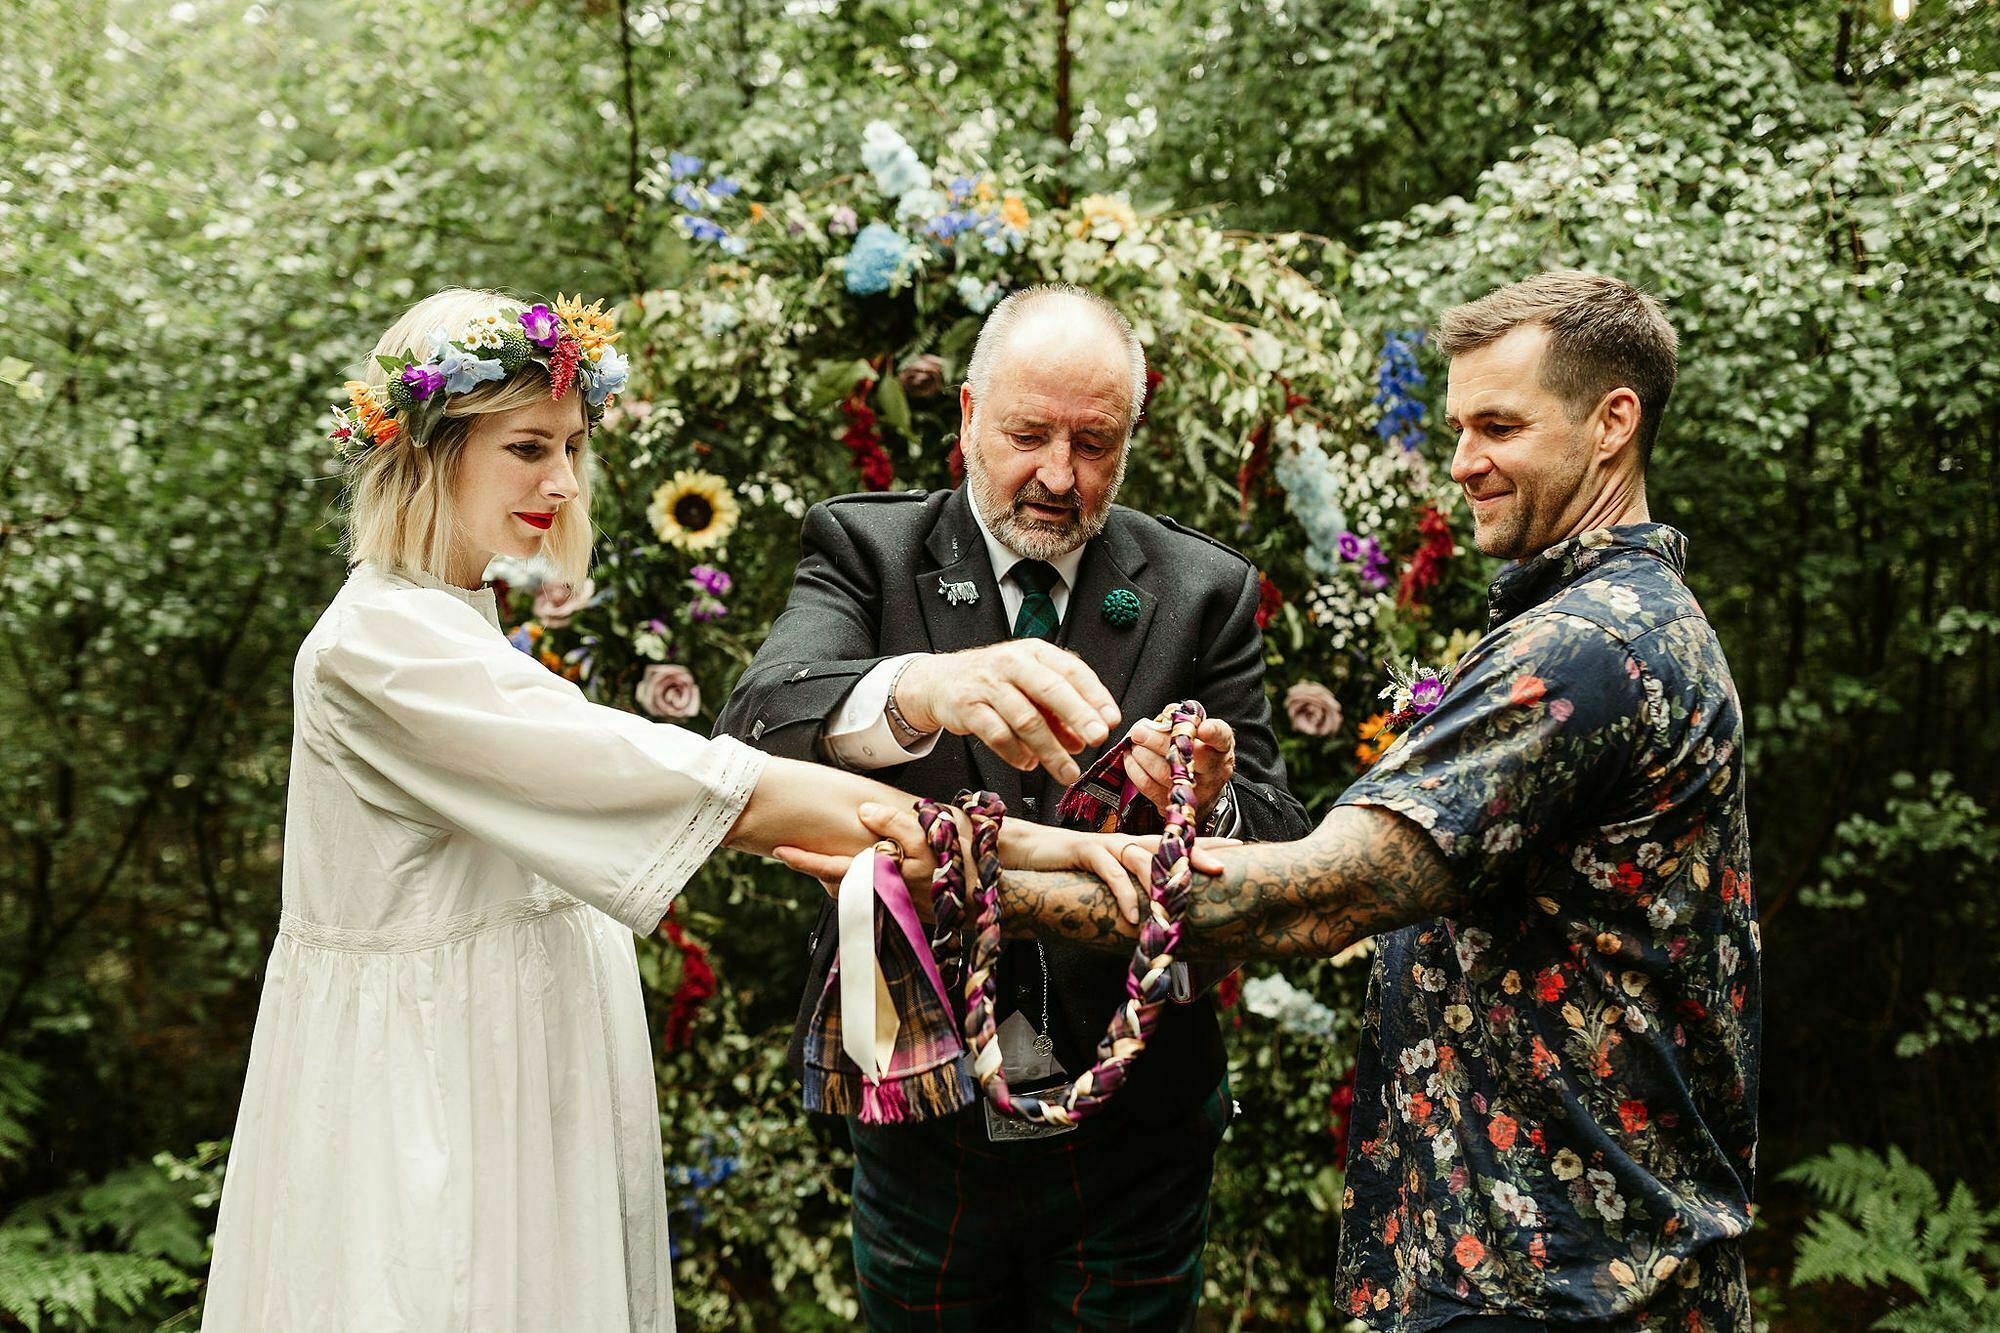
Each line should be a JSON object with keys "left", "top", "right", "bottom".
{"left": 332, "top": 287, "right": 630, "bottom": 588}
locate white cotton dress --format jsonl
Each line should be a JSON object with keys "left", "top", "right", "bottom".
{"left": 202, "top": 564, "right": 767, "bottom": 1333}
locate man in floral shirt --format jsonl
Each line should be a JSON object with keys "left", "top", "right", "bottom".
{"left": 958, "top": 271, "right": 1758, "bottom": 1332}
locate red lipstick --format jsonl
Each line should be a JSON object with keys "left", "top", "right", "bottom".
{"left": 515, "top": 512, "right": 555, "bottom": 530}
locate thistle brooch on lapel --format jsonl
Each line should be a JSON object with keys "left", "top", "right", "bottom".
{"left": 1101, "top": 588, "right": 1141, "bottom": 628}
{"left": 938, "top": 576, "right": 979, "bottom": 607}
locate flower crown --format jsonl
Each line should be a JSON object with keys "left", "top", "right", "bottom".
{"left": 330, "top": 295, "right": 630, "bottom": 453}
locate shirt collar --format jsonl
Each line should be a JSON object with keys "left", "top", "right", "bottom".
{"left": 1486, "top": 523, "right": 1688, "bottom": 630}
{"left": 969, "top": 493, "right": 1087, "bottom": 593}
{"left": 368, "top": 562, "right": 503, "bottom": 632}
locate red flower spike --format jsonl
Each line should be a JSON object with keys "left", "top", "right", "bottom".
{"left": 549, "top": 334, "right": 582, "bottom": 401}
{"left": 660, "top": 908, "right": 718, "bottom": 1052}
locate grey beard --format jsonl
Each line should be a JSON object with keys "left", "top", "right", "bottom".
{"left": 963, "top": 436, "right": 1125, "bottom": 561}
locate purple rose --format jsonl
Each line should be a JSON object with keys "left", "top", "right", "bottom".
{"left": 1284, "top": 682, "right": 1343, "bottom": 736}
{"left": 690, "top": 564, "right": 732, "bottom": 596}
{"left": 520, "top": 303, "right": 559, "bottom": 349}
{"left": 533, "top": 578, "right": 594, "bottom": 629}
{"left": 1336, "top": 531, "right": 1363, "bottom": 562}
{"left": 897, "top": 353, "right": 947, "bottom": 399}
{"left": 401, "top": 362, "right": 446, "bottom": 402}
{"left": 635, "top": 663, "right": 701, "bottom": 719}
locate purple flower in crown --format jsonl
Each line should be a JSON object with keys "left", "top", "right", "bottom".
{"left": 401, "top": 362, "right": 446, "bottom": 402}
{"left": 690, "top": 564, "right": 732, "bottom": 596}
{"left": 1336, "top": 530, "right": 1364, "bottom": 562}
{"left": 520, "top": 303, "right": 559, "bottom": 349}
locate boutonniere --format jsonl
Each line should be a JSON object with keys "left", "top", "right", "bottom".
{"left": 1378, "top": 658, "right": 1447, "bottom": 731}
{"left": 1101, "top": 588, "right": 1142, "bottom": 628}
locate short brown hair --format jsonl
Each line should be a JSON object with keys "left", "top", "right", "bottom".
{"left": 1435, "top": 271, "right": 1679, "bottom": 466}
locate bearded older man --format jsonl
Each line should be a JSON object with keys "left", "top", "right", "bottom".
{"left": 717, "top": 283, "right": 1309, "bottom": 1329}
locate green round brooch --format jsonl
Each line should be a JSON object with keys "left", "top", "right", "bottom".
{"left": 1101, "top": 588, "right": 1142, "bottom": 628}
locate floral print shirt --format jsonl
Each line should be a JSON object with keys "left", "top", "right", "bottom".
{"left": 1335, "top": 525, "right": 1759, "bottom": 1332}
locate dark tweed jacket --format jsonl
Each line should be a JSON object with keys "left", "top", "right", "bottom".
{"left": 715, "top": 485, "right": 1311, "bottom": 1125}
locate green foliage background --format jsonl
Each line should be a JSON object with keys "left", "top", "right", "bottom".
{"left": 2, "top": 0, "right": 1997, "bottom": 1327}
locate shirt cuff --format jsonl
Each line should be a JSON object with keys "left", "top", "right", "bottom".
{"left": 825, "top": 654, "right": 941, "bottom": 770}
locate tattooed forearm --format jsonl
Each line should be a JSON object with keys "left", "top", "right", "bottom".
{"left": 998, "top": 805, "right": 1466, "bottom": 959}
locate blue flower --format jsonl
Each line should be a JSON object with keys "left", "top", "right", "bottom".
{"left": 947, "top": 175, "right": 979, "bottom": 204}
{"left": 427, "top": 328, "right": 506, "bottom": 394}
{"left": 708, "top": 176, "right": 741, "bottom": 197}
{"left": 719, "top": 234, "right": 747, "bottom": 256}
{"left": 925, "top": 209, "right": 980, "bottom": 240}
{"left": 1373, "top": 329, "right": 1428, "bottom": 452}
{"left": 668, "top": 152, "right": 703, "bottom": 180}
{"left": 843, "top": 223, "right": 914, "bottom": 296}
{"left": 680, "top": 215, "right": 727, "bottom": 244}
{"left": 956, "top": 275, "right": 999, "bottom": 313}
{"left": 583, "top": 344, "right": 628, "bottom": 407}
{"left": 670, "top": 182, "right": 705, "bottom": 212}
{"left": 1272, "top": 430, "right": 1351, "bottom": 576}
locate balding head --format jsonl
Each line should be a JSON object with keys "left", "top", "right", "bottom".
{"left": 965, "top": 285, "right": 1147, "bottom": 438}
{"left": 958, "top": 286, "right": 1144, "bottom": 560}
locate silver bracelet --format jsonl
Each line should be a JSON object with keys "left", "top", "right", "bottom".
{"left": 883, "top": 656, "right": 932, "bottom": 746}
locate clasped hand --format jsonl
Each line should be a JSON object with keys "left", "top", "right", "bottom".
{"left": 776, "top": 803, "right": 1231, "bottom": 930}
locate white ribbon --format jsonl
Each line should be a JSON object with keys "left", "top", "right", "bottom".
{"left": 837, "top": 849, "right": 899, "bottom": 1079}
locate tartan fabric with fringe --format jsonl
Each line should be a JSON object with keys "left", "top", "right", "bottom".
{"left": 801, "top": 851, "right": 975, "bottom": 1123}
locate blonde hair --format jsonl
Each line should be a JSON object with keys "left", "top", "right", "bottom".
{"left": 340, "top": 287, "right": 595, "bottom": 584}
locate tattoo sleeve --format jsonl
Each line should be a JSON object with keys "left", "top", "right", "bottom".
{"left": 998, "top": 805, "right": 1466, "bottom": 959}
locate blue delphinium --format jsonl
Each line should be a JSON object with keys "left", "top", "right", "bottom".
{"left": 670, "top": 182, "right": 705, "bottom": 212}
{"left": 668, "top": 152, "right": 703, "bottom": 180}
{"left": 667, "top": 1135, "right": 743, "bottom": 1258}
{"left": 707, "top": 176, "right": 741, "bottom": 197}
{"left": 1373, "top": 329, "right": 1428, "bottom": 452}
{"left": 843, "top": 223, "right": 914, "bottom": 296}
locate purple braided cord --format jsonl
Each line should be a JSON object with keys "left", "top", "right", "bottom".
{"left": 916, "top": 700, "right": 1205, "bottom": 1127}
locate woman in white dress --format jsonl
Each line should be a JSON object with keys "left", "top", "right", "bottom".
{"left": 202, "top": 289, "right": 1135, "bottom": 1332}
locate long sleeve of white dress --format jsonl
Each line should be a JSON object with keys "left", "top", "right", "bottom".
{"left": 307, "top": 582, "right": 764, "bottom": 934}
{"left": 203, "top": 566, "right": 767, "bottom": 1333}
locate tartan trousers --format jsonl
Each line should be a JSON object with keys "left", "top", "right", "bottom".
{"left": 848, "top": 1078, "right": 1232, "bottom": 1332}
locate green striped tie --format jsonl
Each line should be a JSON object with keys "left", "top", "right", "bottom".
{"left": 1010, "top": 560, "right": 1061, "bottom": 640}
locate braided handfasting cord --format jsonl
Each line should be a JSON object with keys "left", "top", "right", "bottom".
{"left": 915, "top": 700, "right": 1205, "bottom": 1126}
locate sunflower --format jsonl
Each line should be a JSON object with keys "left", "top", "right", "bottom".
{"left": 648, "top": 470, "right": 739, "bottom": 551}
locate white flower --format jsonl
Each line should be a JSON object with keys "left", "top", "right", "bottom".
{"left": 1397, "top": 1038, "right": 1438, "bottom": 1075}
{"left": 1718, "top": 937, "right": 1741, "bottom": 973}
{"left": 1552, "top": 1149, "right": 1584, "bottom": 1181}
{"left": 1490, "top": 1181, "right": 1543, "bottom": 1228}
{"left": 1647, "top": 897, "right": 1677, "bottom": 930}
{"left": 1241, "top": 975, "right": 1339, "bottom": 1040}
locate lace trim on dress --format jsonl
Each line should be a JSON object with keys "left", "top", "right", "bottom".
{"left": 606, "top": 741, "right": 769, "bottom": 931}
{"left": 279, "top": 886, "right": 584, "bottom": 954}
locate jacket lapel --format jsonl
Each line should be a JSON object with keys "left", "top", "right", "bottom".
{"left": 1057, "top": 511, "right": 1156, "bottom": 730}
{"left": 915, "top": 489, "right": 1022, "bottom": 807}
